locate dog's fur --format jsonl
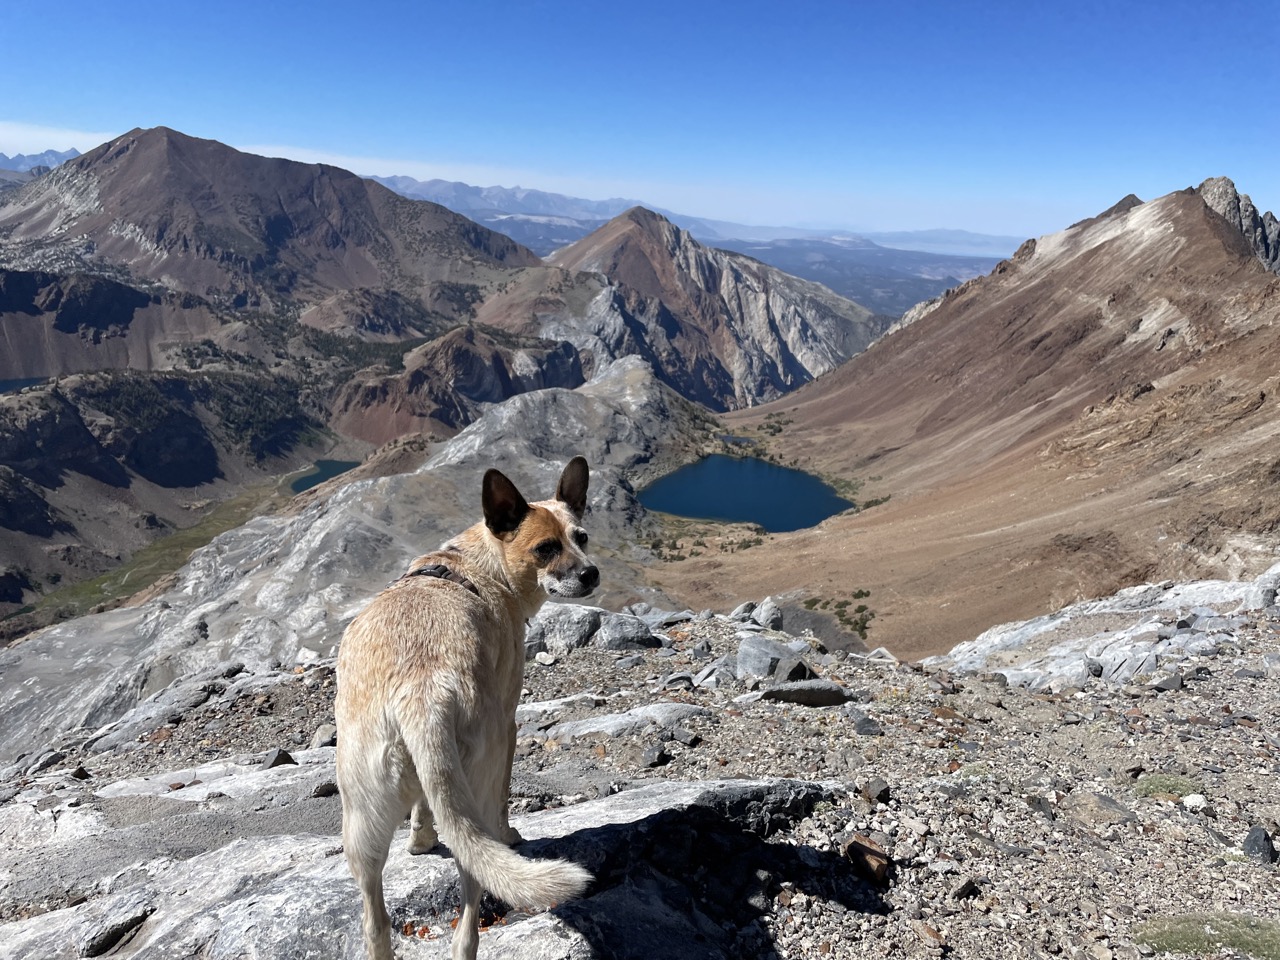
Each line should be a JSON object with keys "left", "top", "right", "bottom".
{"left": 336, "top": 458, "right": 596, "bottom": 960}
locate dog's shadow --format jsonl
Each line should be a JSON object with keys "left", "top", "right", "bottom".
{"left": 419, "top": 799, "right": 890, "bottom": 959}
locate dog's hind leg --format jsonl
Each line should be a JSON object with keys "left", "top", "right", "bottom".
{"left": 407, "top": 794, "right": 439, "bottom": 854}
{"left": 451, "top": 865, "right": 484, "bottom": 960}
{"left": 342, "top": 785, "right": 404, "bottom": 960}
{"left": 499, "top": 719, "right": 523, "bottom": 845}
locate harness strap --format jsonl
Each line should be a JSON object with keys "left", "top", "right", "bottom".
{"left": 400, "top": 562, "right": 480, "bottom": 596}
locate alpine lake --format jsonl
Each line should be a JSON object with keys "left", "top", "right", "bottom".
{"left": 638, "top": 454, "right": 853, "bottom": 533}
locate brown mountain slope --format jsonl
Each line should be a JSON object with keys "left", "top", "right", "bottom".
{"left": 331, "top": 324, "right": 584, "bottom": 444}
{"left": 0, "top": 269, "right": 227, "bottom": 379}
{"left": 646, "top": 181, "right": 1280, "bottom": 657}
{"left": 478, "top": 207, "right": 889, "bottom": 410}
{"left": 0, "top": 126, "right": 539, "bottom": 322}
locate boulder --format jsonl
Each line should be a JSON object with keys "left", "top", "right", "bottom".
{"left": 736, "top": 634, "right": 810, "bottom": 680}
{"left": 525, "top": 604, "right": 603, "bottom": 658}
{"left": 593, "top": 611, "right": 661, "bottom": 651}
{"left": 751, "top": 597, "right": 784, "bottom": 630}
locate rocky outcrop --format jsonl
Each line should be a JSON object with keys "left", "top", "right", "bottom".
{"left": 331, "top": 325, "right": 584, "bottom": 443}
{"left": 924, "top": 562, "right": 1280, "bottom": 690}
{"left": 523, "top": 208, "right": 887, "bottom": 410}
{"left": 0, "top": 773, "right": 838, "bottom": 960}
{"left": 1197, "top": 176, "right": 1280, "bottom": 274}
{"left": 4, "top": 583, "right": 1280, "bottom": 958}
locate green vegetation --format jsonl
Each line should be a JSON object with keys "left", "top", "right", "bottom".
{"left": 645, "top": 517, "right": 770, "bottom": 561}
{"left": 1135, "top": 913, "right": 1280, "bottom": 960}
{"left": 78, "top": 370, "right": 317, "bottom": 461}
{"left": 298, "top": 328, "right": 430, "bottom": 374}
{"left": 804, "top": 588, "right": 876, "bottom": 639}
{"left": 12, "top": 476, "right": 300, "bottom": 627}
{"left": 758, "top": 411, "right": 794, "bottom": 436}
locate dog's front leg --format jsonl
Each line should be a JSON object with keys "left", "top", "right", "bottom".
{"left": 407, "top": 797, "right": 439, "bottom": 854}
{"left": 500, "top": 718, "right": 523, "bottom": 845}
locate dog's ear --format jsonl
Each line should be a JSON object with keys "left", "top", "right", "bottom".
{"left": 555, "top": 456, "right": 590, "bottom": 520}
{"left": 483, "top": 469, "right": 530, "bottom": 538}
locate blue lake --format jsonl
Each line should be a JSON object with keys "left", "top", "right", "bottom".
{"left": 0, "top": 377, "right": 47, "bottom": 394}
{"left": 290, "top": 459, "right": 361, "bottom": 494}
{"left": 639, "top": 455, "right": 854, "bottom": 533}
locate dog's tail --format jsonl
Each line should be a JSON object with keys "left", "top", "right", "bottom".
{"left": 408, "top": 702, "right": 592, "bottom": 909}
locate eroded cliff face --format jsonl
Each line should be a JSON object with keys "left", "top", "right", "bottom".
{"left": 330, "top": 325, "right": 585, "bottom": 444}
{"left": 478, "top": 208, "right": 889, "bottom": 411}
{"left": 1197, "top": 176, "right": 1280, "bottom": 274}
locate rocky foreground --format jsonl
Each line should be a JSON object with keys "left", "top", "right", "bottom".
{"left": 1, "top": 576, "right": 1279, "bottom": 959}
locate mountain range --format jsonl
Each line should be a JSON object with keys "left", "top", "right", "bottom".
{"left": 371, "top": 173, "right": 1010, "bottom": 315}
{"left": 0, "top": 127, "right": 883, "bottom": 615}
{"left": 4, "top": 123, "right": 1280, "bottom": 671}
{"left": 0, "top": 148, "right": 80, "bottom": 172}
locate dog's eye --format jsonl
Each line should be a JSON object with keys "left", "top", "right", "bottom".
{"left": 533, "top": 540, "right": 561, "bottom": 562}
{"left": 573, "top": 531, "right": 588, "bottom": 548}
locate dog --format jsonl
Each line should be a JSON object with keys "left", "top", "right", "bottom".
{"left": 335, "top": 457, "right": 597, "bottom": 960}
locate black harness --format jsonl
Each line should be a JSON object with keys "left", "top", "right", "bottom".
{"left": 398, "top": 551, "right": 480, "bottom": 596}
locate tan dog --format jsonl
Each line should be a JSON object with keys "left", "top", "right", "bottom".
{"left": 336, "top": 457, "right": 596, "bottom": 960}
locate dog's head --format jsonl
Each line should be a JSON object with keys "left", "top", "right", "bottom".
{"left": 482, "top": 456, "right": 599, "bottom": 599}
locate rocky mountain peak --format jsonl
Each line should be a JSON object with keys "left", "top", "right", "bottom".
{"left": 1196, "top": 175, "right": 1280, "bottom": 274}
{"left": 0, "top": 126, "right": 540, "bottom": 312}
{"left": 541, "top": 206, "right": 886, "bottom": 410}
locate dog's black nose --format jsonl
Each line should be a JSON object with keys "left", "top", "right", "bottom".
{"left": 581, "top": 565, "right": 599, "bottom": 589}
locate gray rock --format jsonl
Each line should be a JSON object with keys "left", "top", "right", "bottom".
{"left": 545, "top": 702, "right": 710, "bottom": 741}
{"left": 861, "top": 777, "right": 892, "bottom": 805}
{"left": 1061, "top": 791, "right": 1135, "bottom": 826}
{"left": 260, "top": 748, "right": 297, "bottom": 770}
{"left": 925, "top": 566, "right": 1280, "bottom": 691}
{"left": 736, "top": 634, "right": 800, "bottom": 680}
{"left": 0, "top": 777, "right": 839, "bottom": 960}
{"left": 593, "top": 612, "right": 660, "bottom": 651}
{"left": 751, "top": 597, "right": 784, "bottom": 630}
{"left": 1243, "top": 824, "right": 1278, "bottom": 864}
{"left": 851, "top": 712, "right": 884, "bottom": 737}
{"left": 641, "top": 743, "right": 672, "bottom": 767}
{"left": 773, "top": 656, "right": 817, "bottom": 682}
{"left": 758, "top": 680, "right": 856, "bottom": 707}
{"left": 310, "top": 724, "right": 337, "bottom": 749}
{"left": 1264, "top": 653, "right": 1280, "bottom": 678}
{"left": 693, "top": 656, "right": 731, "bottom": 689}
{"left": 1151, "top": 673, "right": 1184, "bottom": 693}
{"left": 729, "top": 601, "right": 757, "bottom": 621}
{"left": 525, "top": 603, "right": 603, "bottom": 658}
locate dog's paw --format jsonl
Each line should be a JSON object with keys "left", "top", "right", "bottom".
{"left": 406, "top": 828, "right": 440, "bottom": 855}
{"left": 501, "top": 825, "right": 524, "bottom": 846}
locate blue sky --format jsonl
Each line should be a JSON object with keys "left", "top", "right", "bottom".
{"left": 4, "top": 1, "right": 1277, "bottom": 237}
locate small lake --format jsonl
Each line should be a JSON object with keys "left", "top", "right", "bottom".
{"left": 639, "top": 455, "right": 854, "bottom": 533}
{"left": 290, "top": 459, "right": 361, "bottom": 494}
{"left": 0, "top": 377, "right": 47, "bottom": 395}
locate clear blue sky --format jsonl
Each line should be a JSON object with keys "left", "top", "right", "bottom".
{"left": 5, "top": 0, "right": 1277, "bottom": 238}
